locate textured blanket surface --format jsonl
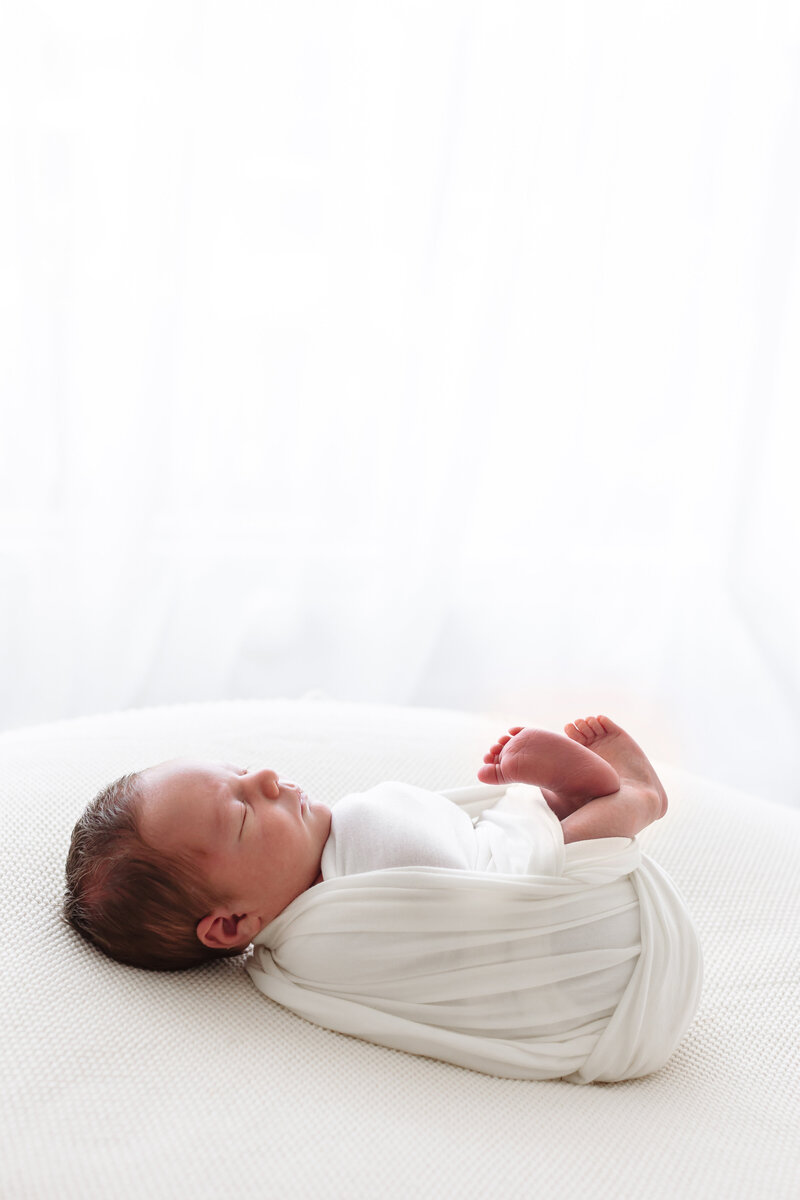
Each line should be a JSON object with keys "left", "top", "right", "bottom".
{"left": 1, "top": 697, "right": 799, "bottom": 1198}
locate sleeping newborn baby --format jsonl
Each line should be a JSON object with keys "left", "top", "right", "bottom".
{"left": 64, "top": 717, "right": 702, "bottom": 1084}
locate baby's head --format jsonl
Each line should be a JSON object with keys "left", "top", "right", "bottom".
{"left": 63, "top": 760, "right": 332, "bottom": 972}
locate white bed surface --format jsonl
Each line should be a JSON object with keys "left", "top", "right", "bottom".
{"left": 1, "top": 698, "right": 798, "bottom": 1199}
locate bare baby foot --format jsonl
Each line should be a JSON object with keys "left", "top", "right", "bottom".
{"left": 564, "top": 715, "right": 668, "bottom": 819}
{"left": 478, "top": 725, "right": 621, "bottom": 819}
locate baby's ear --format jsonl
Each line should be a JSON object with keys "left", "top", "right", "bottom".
{"left": 196, "top": 910, "right": 249, "bottom": 949}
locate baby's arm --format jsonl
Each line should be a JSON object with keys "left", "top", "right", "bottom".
{"left": 558, "top": 778, "right": 662, "bottom": 844}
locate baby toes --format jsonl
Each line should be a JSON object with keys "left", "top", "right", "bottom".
{"left": 597, "top": 714, "right": 622, "bottom": 736}
{"left": 487, "top": 736, "right": 509, "bottom": 756}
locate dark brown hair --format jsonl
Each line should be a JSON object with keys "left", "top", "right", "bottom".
{"left": 63, "top": 771, "right": 246, "bottom": 972}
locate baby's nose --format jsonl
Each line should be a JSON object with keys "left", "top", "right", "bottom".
{"left": 247, "top": 768, "right": 280, "bottom": 798}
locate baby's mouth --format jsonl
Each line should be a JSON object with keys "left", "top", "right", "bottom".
{"left": 276, "top": 779, "right": 308, "bottom": 813}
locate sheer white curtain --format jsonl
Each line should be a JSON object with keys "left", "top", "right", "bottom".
{"left": 2, "top": 1, "right": 799, "bottom": 805}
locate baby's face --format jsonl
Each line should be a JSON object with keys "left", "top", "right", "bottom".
{"left": 136, "top": 759, "right": 331, "bottom": 950}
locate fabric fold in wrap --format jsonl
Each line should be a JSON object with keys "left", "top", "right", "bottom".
{"left": 247, "top": 784, "right": 702, "bottom": 1083}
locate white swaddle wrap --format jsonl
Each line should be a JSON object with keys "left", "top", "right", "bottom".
{"left": 247, "top": 783, "right": 702, "bottom": 1084}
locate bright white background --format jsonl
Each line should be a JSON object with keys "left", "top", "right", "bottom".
{"left": 2, "top": 2, "right": 799, "bottom": 806}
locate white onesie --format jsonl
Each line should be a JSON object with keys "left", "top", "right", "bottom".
{"left": 320, "top": 780, "right": 566, "bottom": 880}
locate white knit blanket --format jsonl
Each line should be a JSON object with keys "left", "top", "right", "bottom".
{"left": 248, "top": 783, "right": 702, "bottom": 1083}
{"left": 3, "top": 699, "right": 798, "bottom": 1198}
